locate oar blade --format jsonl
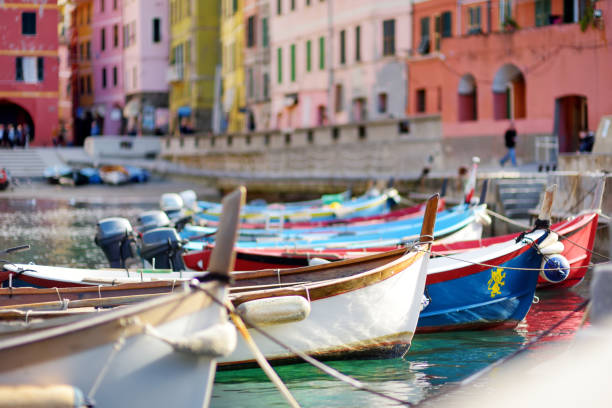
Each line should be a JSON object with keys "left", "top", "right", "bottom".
{"left": 208, "top": 187, "right": 246, "bottom": 275}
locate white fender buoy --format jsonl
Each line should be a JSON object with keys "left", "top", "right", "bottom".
{"left": 237, "top": 295, "right": 311, "bottom": 326}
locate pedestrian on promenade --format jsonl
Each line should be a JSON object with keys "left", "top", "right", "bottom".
{"left": 0, "top": 124, "right": 5, "bottom": 148}
{"left": 23, "top": 123, "right": 30, "bottom": 148}
{"left": 579, "top": 129, "right": 595, "bottom": 153}
{"left": 16, "top": 124, "right": 23, "bottom": 148}
{"left": 500, "top": 121, "right": 517, "bottom": 167}
{"left": 7, "top": 124, "right": 15, "bottom": 148}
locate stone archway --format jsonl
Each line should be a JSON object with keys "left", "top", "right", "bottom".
{"left": 492, "top": 64, "right": 526, "bottom": 120}
{"left": 458, "top": 73, "right": 477, "bottom": 121}
{"left": 0, "top": 100, "right": 35, "bottom": 145}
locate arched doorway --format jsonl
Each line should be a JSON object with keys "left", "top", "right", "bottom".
{"left": 458, "top": 74, "right": 477, "bottom": 121}
{"left": 0, "top": 100, "right": 35, "bottom": 145}
{"left": 492, "top": 64, "right": 526, "bottom": 120}
{"left": 554, "top": 95, "right": 588, "bottom": 153}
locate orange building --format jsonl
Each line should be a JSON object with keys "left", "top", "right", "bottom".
{"left": 408, "top": 0, "right": 611, "bottom": 160}
{"left": 71, "top": 0, "right": 94, "bottom": 145}
{"left": 0, "top": 1, "right": 59, "bottom": 146}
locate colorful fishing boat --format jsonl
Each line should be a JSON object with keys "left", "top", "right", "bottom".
{"left": 0, "top": 186, "right": 245, "bottom": 408}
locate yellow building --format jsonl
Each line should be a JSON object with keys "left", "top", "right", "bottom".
{"left": 220, "top": 0, "right": 245, "bottom": 133}
{"left": 74, "top": 0, "right": 93, "bottom": 110}
{"left": 169, "top": 0, "right": 221, "bottom": 134}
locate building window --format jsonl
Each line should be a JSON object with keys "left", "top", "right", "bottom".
{"left": 113, "top": 24, "right": 119, "bottom": 47}
{"left": 434, "top": 15, "right": 441, "bottom": 51}
{"left": 153, "top": 18, "right": 161, "bottom": 43}
{"left": 132, "top": 66, "right": 137, "bottom": 89}
{"left": 37, "top": 57, "right": 44, "bottom": 82}
{"left": 101, "top": 28, "right": 106, "bottom": 51}
{"left": 262, "top": 18, "right": 269, "bottom": 47}
{"left": 355, "top": 26, "right": 361, "bottom": 62}
{"left": 247, "top": 16, "right": 255, "bottom": 48}
{"left": 100, "top": 0, "right": 105, "bottom": 12}
{"left": 248, "top": 68, "right": 254, "bottom": 98}
{"left": 339, "top": 30, "right": 346, "bottom": 65}
{"left": 468, "top": 7, "right": 482, "bottom": 34}
{"left": 335, "top": 84, "right": 343, "bottom": 112}
{"left": 113, "top": 66, "right": 117, "bottom": 86}
{"left": 86, "top": 41, "right": 91, "bottom": 59}
{"left": 291, "top": 0, "right": 295, "bottom": 10}
{"left": 500, "top": 0, "right": 513, "bottom": 26}
{"left": 113, "top": 0, "right": 117, "bottom": 10}
{"left": 130, "top": 21, "right": 136, "bottom": 44}
{"left": 382, "top": 19, "right": 395, "bottom": 56}
{"left": 87, "top": 4, "right": 91, "bottom": 23}
{"left": 441, "top": 11, "right": 452, "bottom": 38}
{"left": 123, "top": 24, "right": 129, "bottom": 48}
{"left": 102, "top": 67, "right": 107, "bottom": 88}
{"left": 418, "top": 17, "right": 430, "bottom": 54}
{"left": 232, "top": 0, "right": 238, "bottom": 14}
{"left": 22, "top": 12, "right": 36, "bottom": 35}
{"left": 319, "top": 36, "right": 325, "bottom": 70}
{"left": 378, "top": 93, "right": 388, "bottom": 113}
{"left": 87, "top": 75, "right": 92, "bottom": 94}
{"left": 306, "top": 40, "right": 311, "bottom": 72}
{"left": 277, "top": 47, "right": 282, "bottom": 83}
{"left": 416, "top": 89, "right": 426, "bottom": 113}
{"left": 15, "top": 57, "right": 23, "bottom": 81}
{"left": 263, "top": 72, "right": 269, "bottom": 99}
{"left": 277, "top": 0, "right": 282, "bottom": 15}
{"left": 79, "top": 43, "right": 84, "bottom": 61}
{"left": 306, "top": 0, "right": 311, "bottom": 5}
{"left": 535, "top": 0, "right": 551, "bottom": 27}
{"left": 80, "top": 77, "right": 84, "bottom": 94}
{"left": 290, "top": 44, "right": 296, "bottom": 82}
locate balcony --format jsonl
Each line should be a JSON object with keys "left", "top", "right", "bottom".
{"left": 166, "top": 64, "right": 184, "bottom": 83}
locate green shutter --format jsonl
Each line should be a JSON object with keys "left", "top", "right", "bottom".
{"left": 319, "top": 36, "right": 325, "bottom": 70}
{"left": 306, "top": 40, "right": 311, "bottom": 72}
{"left": 277, "top": 47, "right": 282, "bottom": 83}
{"left": 290, "top": 44, "right": 296, "bottom": 82}
{"left": 262, "top": 18, "right": 268, "bottom": 47}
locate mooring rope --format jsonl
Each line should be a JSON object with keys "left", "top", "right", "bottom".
{"left": 193, "top": 283, "right": 416, "bottom": 407}
{"left": 486, "top": 208, "right": 531, "bottom": 229}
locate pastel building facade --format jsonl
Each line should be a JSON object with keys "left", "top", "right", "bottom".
{"left": 243, "top": 0, "right": 271, "bottom": 131}
{"left": 271, "top": 0, "right": 411, "bottom": 130}
{"left": 92, "top": 0, "right": 124, "bottom": 135}
{"left": 169, "top": 0, "right": 221, "bottom": 134}
{"left": 123, "top": 0, "right": 169, "bottom": 134}
{"left": 59, "top": 0, "right": 75, "bottom": 142}
{"left": 72, "top": 0, "right": 94, "bottom": 145}
{"left": 0, "top": 0, "right": 60, "bottom": 146}
{"left": 221, "top": 0, "right": 246, "bottom": 132}
{"left": 408, "top": 0, "right": 612, "bottom": 161}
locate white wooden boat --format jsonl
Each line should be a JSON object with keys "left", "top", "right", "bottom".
{"left": 0, "top": 187, "right": 246, "bottom": 408}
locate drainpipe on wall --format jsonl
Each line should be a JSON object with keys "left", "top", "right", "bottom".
{"left": 327, "top": 0, "right": 334, "bottom": 125}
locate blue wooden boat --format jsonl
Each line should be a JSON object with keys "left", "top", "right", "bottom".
{"left": 184, "top": 204, "right": 486, "bottom": 251}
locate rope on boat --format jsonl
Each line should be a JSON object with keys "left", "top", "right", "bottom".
{"left": 193, "top": 284, "right": 416, "bottom": 407}
{"left": 485, "top": 209, "right": 531, "bottom": 229}
{"left": 555, "top": 231, "right": 612, "bottom": 263}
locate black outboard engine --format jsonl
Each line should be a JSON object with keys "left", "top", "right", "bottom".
{"left": 95, "top": 217, "right": 137, "bottom": 268}
{"left": 137, "top": 210, "right": 171, "bottom": 234}
{"left": 140, "top": 227, "right": 185, "bottom": 271}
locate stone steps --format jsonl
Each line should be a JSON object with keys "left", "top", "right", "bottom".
{"left": 495, "top": 178, "right": 547, "bottom": 220}
{"left": 0, "top": 148, "right": 65, "bottom": 178}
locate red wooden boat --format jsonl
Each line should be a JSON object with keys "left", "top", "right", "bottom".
{"left": 183, "top": 212, "right": 598, "bottom": 289}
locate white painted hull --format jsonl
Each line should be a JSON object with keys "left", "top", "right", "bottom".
{"left": 223, "top": 250, "right": 429, "bottom": 365}
{"left": 0, "top": 287, "right": 228, "bottom": 408}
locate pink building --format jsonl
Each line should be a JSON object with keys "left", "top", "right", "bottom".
{"left": 0, "top": 1, "right": 59, "bottom": 146}
{"left": 271, "top": 0, "right": 411, "bottom": 130}
{"left": 123, "top": 0, "right": 168, "bottom": 135}
{"left": 92, "top": 0, "right": 124, "bottom": 135}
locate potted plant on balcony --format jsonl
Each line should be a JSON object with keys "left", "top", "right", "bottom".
{"left": 502, "top": 16, "right": 519, "bottom": 32}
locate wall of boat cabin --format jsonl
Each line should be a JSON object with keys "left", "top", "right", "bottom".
{"left": 91, "top": 0, "right": 124, "bottom": 135}
{"left": 243, "top": 0, "right": 272, "bottom": 132}
{"left": 168, "top": 0, "right": 220, "bottom": 135}
{"left": 0, "top": 0, "right": 60, "bottom": 147}
{"left": 271, "top": 0, "right": 411, "bottom": 131}
{"left": 123, "top": 0, "right": 169, "bottom": 135}
{"left": 408, "top": 0, "right": 612, "bottom": 161}
{"left": 221, "top": 0, "right": 246, "bottom": 133}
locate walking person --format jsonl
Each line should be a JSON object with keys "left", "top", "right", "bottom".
{"left": 500, "top": 121, "right": 517, "bottom": 167}
{"left": 16, "top": 124, "right": 23, "bottom": 148}
{"left": 0, "top": 124, "right": 5, "bottom": 148}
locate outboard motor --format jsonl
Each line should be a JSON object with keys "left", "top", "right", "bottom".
{"left": 136, "top": 210, "right": 171, "bottom": 234}
{"left": 160, "top": 193, "right": 184, "bottom": 221}
{"left": 95, "top": 217, "right": 136, "bottom": 268}
{"left": 140, "top": 227, "right": 185, "bottom": 271}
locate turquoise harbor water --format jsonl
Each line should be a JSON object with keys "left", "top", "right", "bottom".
{"left": 0, "top": 197, "right": 590, "bottom": 407}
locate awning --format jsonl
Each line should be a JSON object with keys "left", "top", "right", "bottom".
{"left": 177, "top": 105, "right": 192, "bottom": 116}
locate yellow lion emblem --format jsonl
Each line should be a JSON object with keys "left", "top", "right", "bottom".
{"left": 487, "top": 268, "right": 506, "bottom": 298}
